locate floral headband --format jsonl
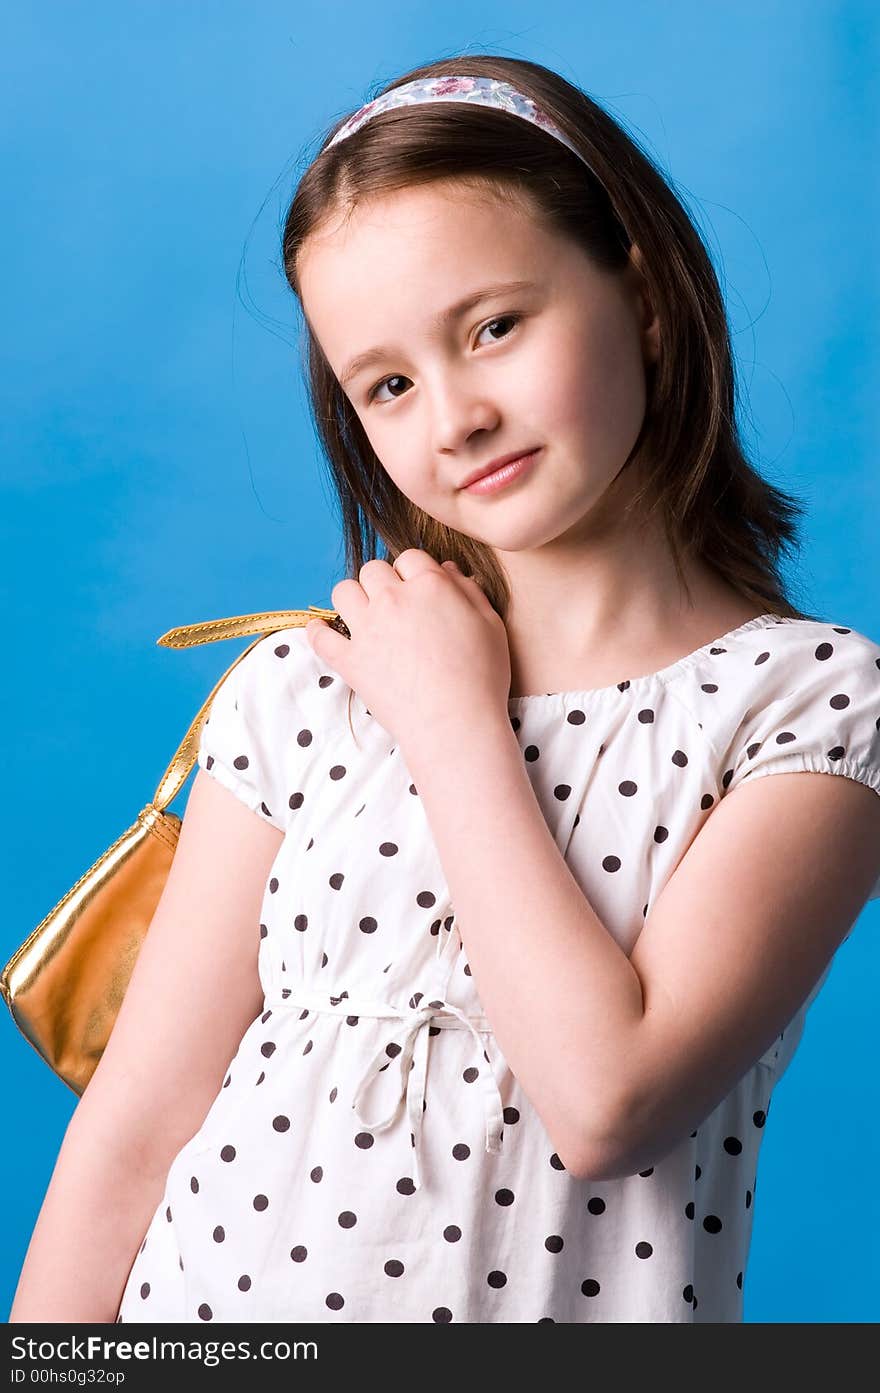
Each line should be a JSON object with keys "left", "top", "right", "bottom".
{"left": 325, "top": 74, "right": 601, "bottom": 182}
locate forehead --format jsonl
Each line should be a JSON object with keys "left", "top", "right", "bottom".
{"left": 297, "top": 181, "right": 557, "bottom": 308}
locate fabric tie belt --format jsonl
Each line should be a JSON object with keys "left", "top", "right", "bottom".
{"left": 263, "top": 988, "right": 505, "bottom": 1191}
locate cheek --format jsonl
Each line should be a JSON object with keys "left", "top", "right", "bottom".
{"left": 355, "top": 418, "right": 406, "bottom": 484}
{"left": 365, "top": 445, "right": 433, "bottom": 510}
{"left": 560, "top": 320, "right": 647, "bottom": 447}
{"left": 357, "top": 411, "right": 437, "bottom": 507}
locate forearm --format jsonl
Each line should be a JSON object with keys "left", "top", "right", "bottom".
{"left": 9, "top": 1111, "right": 169, "bottom": 1323}
{"left": 402, "top": 712, "right": 645, "bottom": 1177}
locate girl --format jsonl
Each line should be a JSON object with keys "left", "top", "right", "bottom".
{"left": 10, "top": 55, "right": 880, "bottom": 1326}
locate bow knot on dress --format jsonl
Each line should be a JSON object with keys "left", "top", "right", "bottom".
{"left": 323, "top": 991, "right": 507, "bottom": 1192}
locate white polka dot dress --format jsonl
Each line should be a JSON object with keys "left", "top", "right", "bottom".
{"left": 117, "top": 612, "right": 880, "bottom": 1323}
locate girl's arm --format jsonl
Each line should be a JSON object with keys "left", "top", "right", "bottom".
{"left": 402, "top": 715, "right": 880, "bottom": 1181}
{"left": 8, "top": 769, "right": 283, "bottom": 1323}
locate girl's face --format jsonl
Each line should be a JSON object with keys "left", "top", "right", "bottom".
{"left": 297, "top": 180, "right": 659, "bottom": 555}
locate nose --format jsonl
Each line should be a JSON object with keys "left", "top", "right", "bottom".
{"left": 427, "top": 371, "right": 502, "bottom": 457}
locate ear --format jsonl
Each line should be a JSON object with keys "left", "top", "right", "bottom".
{"left": 626, "top": 243, "right": 660, "bottom": 366}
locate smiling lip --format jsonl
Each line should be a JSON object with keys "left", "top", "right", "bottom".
{"left": 459, "top": 448, "right": 542, "bottom": 490}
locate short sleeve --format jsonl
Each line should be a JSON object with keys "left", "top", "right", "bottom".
{"left": 721, "top": 620, "right": 880, "bottom": 899}
{"left": 196, "top": 626, "right": 328, "bottom": 833}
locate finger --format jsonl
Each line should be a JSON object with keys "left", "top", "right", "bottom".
{"left": 305, "top": 617, "right": 343, "bottom": 661}
{"left": 441, "top": 561, "right": 496, "bottom": 617}
{"left": 443, "top": 560, "right": 482, "bottom": 589}
{"left": 332, "top": 576, "right": 369, "bottom": 612}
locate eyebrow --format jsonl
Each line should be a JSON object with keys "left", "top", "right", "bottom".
{"left": 338, "top": 278, "right": 539, "bottom": 388}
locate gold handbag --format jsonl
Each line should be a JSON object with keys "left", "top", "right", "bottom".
{"left": 0, "top": 604, "right": 348, "bottom": 1098}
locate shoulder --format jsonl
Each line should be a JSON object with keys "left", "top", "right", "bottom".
{"left": 197, "top": 624, "right": 353, "bottom": 832}
{"left": 716, "top": 613, "right": 880, "bottom": 719}
{"left": 670, "top": 614, "right": 879, "bottom": 727}
{"left": 719, "top": 613, "right": 880, "bottom": 678}
{"left": 684, "top": 614, "right": 880, "bottom": 799}
{"left": 223, "top": 623, "right": 350, "bottom": 739}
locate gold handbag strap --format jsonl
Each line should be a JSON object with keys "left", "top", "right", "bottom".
{"left": 150, "top": 605, "right": 344, "bottom": 811}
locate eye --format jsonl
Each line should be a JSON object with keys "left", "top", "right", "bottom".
{"left": 365, "top": 313, "right": 523, "bottom": 405}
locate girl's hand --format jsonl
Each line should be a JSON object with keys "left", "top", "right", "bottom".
{"left": 304, "top": 549, "right": 512, "bottom": 756}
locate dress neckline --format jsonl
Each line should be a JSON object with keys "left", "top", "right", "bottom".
{"left": 506, "top": 612, "right": 794, "bottom": 704}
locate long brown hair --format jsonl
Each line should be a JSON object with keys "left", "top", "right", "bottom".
{"left": 281, "top": 54, "right": 821, "bottom": 732}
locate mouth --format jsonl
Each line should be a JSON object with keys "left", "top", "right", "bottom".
{"left": 460, "top": 448, "right": 542, "bottom": 495}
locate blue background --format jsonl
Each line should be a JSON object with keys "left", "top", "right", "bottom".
{"left": 2, "top": 1, "right": 877, "bottom": 1323}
